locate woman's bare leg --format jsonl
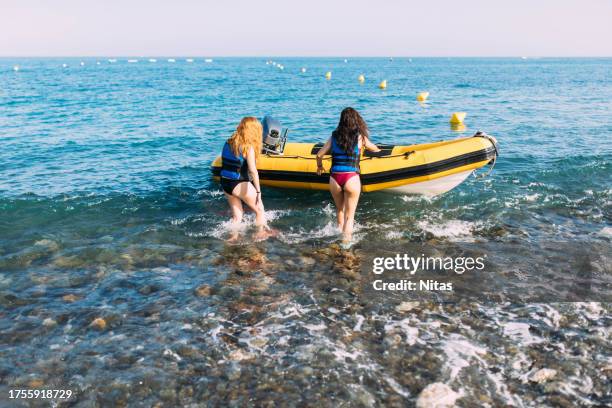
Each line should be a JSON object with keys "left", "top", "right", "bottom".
{"left": 329, "top": 177, "right": 345, "bottom": 231}
{"left": 341, "top": 176, "right": 361, "bottom": 242}
{"left": 225, "top": 192, "right": 244, "bottom": 224}
{"left": 233, "top": 182, "right": 266, "bottom": 228}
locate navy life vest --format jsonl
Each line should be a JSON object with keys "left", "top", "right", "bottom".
{"left": 220, "top": 141, "right": 250, "bottom": 180}
{"left": 331, "top": 134, "right": 360, "bottom": 173}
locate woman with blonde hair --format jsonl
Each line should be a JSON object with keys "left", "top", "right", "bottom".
{"left": 219, "top": 117, "right": 267, "bottom": 230}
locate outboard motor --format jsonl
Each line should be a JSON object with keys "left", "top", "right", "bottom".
{"left": 261, "top": 116, "right": 288, "bottom": 155}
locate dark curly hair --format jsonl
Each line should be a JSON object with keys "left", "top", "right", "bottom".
{"left": 332, "top": 107, "right": 369, "bottom": 154}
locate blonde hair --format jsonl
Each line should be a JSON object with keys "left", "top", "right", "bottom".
{"left": 228, "top": 117, "right": 263, "bottom": 159}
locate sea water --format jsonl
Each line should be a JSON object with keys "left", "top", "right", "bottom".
{"left": 0, "top": 57, "right": 610, "bottom": 406}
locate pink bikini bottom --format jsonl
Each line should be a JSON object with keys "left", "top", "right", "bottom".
{"left": 331, "top": 172, "right": 359, "bottom": 189}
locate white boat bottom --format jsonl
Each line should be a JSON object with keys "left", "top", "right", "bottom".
{"left": 384, "top": 170, "right": 474, "bottom": 196}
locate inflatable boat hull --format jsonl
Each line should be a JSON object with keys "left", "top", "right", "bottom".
{"left": 211, "top": 135, "right": 497, "bottom": 196}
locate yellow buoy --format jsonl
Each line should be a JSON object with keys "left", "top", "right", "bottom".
{"left": 379, "top": 80, "right": 387, "bottom": 89}
{"left": 417, "top": 91, "right": 429, "bottom": 102}
{"left": 358, "top": 74, "right": 365, "bottom": 83}
{"left": 450, "top": 123, "right": 467, "bottom": 132}
{"left": 325, "top": 71, "right": 332, "bottom": 80}
{"left": 449, "top": 112, "right": 467, "bottom": 124}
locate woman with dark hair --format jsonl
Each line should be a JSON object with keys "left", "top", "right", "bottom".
{"left": 316, "top": 107, "right": 380, "bottom": 244}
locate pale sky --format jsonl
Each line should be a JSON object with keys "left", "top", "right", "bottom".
{"left": 1, "top": 0, "right": 611, "bottom": 57}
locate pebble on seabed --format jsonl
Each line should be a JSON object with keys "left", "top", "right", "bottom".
{"left": 194, "top": 284, "right": 212, "bottom": 297}
{"left": 62, "top": 294, "right": 79, "bottom": 302}
{"left": 416, "top": 383, "right": 461, "bottom": 408}
{"left": 229, "top": 349, "right": 255, "bottom": 361}
{"left": 395, "top": 301, "right": 420, "bottom": 313}
{"left": 90, "top": 317, "right": 107, "bottom": 330}
{"left": 529, "top": 368, "right": 557, "bottom": 383}
{"left": 28, "top": 379, "right": 44, "bottom": 388}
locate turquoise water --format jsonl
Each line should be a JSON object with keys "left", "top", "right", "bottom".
{"left": 0, "top": 58, "right": 610, "bottom": 406}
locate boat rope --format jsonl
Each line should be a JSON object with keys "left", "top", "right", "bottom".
{"left": 473, "top": 156, "right": 496, "bottom": 179}
{"left": 264, "top": 151, "right": 416, "bottom": 161}
{"left": 471, "top": 131, "right": 499, "bottom": 179}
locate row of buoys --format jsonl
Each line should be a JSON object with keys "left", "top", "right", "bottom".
{"left": 267, "top": 60, "right": 284, "bottom": 70}
{"left": 272, "top": 67, "right": 439, "bottom": 109}
{"left": 326, "top": 71, "right": 387, "bottom": 89}
{"left": 11, "top": 58, "right": 212, "bottom": 71}
{"left": 101, "top": 58, "right": 211, "bottom": 64}
{"left": 266, "top": 60, "right": 469, "bottom": 129}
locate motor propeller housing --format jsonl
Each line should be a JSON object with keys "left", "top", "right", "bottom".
{"left": 262, "top": 116, "right": 288, "bottom": 155}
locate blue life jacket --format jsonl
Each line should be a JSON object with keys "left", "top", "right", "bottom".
{"left": 220, "top": 141, "right": 249, "bottom": 180}
{"left": 331, "top": 135, "right": 360, "bottom": 173}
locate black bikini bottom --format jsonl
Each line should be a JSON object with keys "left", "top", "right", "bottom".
{"left": 220, "top": 178, "right": 251, "bottom": 195}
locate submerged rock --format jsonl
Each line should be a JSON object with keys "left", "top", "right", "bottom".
{"left": 416, "top": 383, "right": 460, "bottom": 408}
{"left": 300, "top": 256, "right": 316, "bottom": 266}
{"left": 194, "top": 284, "right": 212, "bottom": 297}
{"left": 28, "top": 379, "right": 44, "bottom": 388}
{"left": 62, "top": 294, "right": 79, "bottom": 302}
{"left": 90, "top": 317, "right": 107, "bottom": 331}
{"left": 529, "top": 368, "right": 557, "bottom": 383}
{"left": 249, "top": 337, "right": 268, "bottom": 349}
{"left": 53, "top": 255, "right": 84, "bottom": 269}
{"left": 228, "top": 349, "right": 255, "bottom": 361}
{"left": 226, "top": 364, "right": 241, "bottom": 381}
{"left": 34, "top": 239, "right": 60, "bottom": 252}
{"left": 384, "top": 333, "right": 402, "bottom": 347}
{"left": 396, "top": 301, "right": 420, "bottom": 313}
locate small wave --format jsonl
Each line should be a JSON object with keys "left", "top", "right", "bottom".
{"left": 442, "top": 334, "right": 487, "bottom": 380}
{"left": 417, "top": 219, "right": 480, "bottom": 241}
{"left": 598, "top": 227, "right": 612, "bottom": 238}
{"left": 400, "top": 194, "right": 436, "bottom": 203}
{"left": 207, "top": 209, "right": 289, "bottom": 240}
{"left": 385, "top": 230, "right": 403, "bottom": 240}
{"left": 278, "top": 221, "right": 341, "bottom": 244}
{"left": 502, "top": 322, "right": 543, "bottom": 345}
{"left": 197, "top": 189, "right": 224, "bottom": 197}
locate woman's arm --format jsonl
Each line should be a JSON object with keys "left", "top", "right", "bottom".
{"left": 246, "top": 147, "right": 262, "bottom": 200}
{"left": 316, "top": 138, "right": 332, "bottom": 175}
{"left": 362, "top": 136, "right": 381, "bottom": 152}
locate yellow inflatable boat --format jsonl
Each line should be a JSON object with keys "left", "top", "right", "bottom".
{"left": 211, "top": 132, "right": 498, "bottom": 196}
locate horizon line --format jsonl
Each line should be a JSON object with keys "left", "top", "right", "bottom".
{"left": 2, "top": 55, "right": 611, "bottom": 59}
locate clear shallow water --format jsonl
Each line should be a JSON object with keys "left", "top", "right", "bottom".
{"left": 0, "top": 58, "right": 610, "bottom": 406}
